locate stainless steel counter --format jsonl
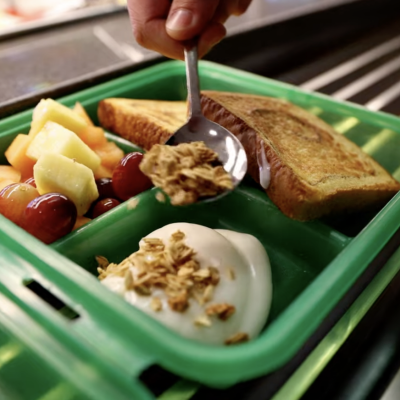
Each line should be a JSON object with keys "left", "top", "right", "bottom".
{"left": 0, "top": 0, "right": 360, "bottom": 114}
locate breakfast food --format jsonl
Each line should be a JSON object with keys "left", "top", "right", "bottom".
{"left": 201, "top": 91, "right": 400, "bottom": 220}
{"left": 0, "top": 183, "right": 39, "bottom": 227}
{"left": 98, "top": 223, "right": 272, "bottom": 345}
{"left": 112, "top": 152, "right": 153, "bottom": 201}
{"left": 34, "top": 153, "right": 99, "bottom": 216}
{"left": 140, "top": 141, "right": 233, "bottom": 205}
{"left": 24, "top": 193, "right": 77, "bottom": 244}
{"left": 99, "top": 93, "right": 400, "bottom": 220}
{"left": 4, "top": 134, "right": 36, "bottom": 178}
{"left": 0, "top": 100, "right": 153, "bottom": 243}
{"left": 29, "top": 99, "right": 88, "bottom": 138}
{"left": 27, "top": 121, "right": 101, "bottom": 172}
{"left": 98, "top": 98, "right": 187, "bottom": 150}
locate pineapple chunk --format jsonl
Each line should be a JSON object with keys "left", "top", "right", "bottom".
{"left": 34, "top": 153, "right": 99, "bottom": 216}
{"left": 29, "top": 99, "right": 88, "bottom": 138}
{"left": 27, "top": 121, "right": 101, "bottom": 172}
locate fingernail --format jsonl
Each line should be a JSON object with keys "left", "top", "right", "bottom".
{"left": 166, "top": 9, "right": 194, "bottom": 31}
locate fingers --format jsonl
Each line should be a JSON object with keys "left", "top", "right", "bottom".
{"left": 135, "top": 19, "right": 187, "bottom": 60}
{"left": 212, "top": 0, "right": 251, "bottom": 23}
{"left": 234, "top": 0, "right": 252, "bottom": 15}
{"left": 127, "top": 0, "right": 185, "bottom": 59}
{"left": 127, "top": 0, "right": 168, "bottom": 49}
{"left": 126, "top": 0, "right": 251, "bottom": 60}
{"left": 166, "top": 0, "right": 220, "bottom": 41}
{"left": 198, "top": 21, "right": 227, "bottom": 58}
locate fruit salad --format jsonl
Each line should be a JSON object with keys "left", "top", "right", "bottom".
{"left": 0, "top": 99, "right": 153, "bottom": 244}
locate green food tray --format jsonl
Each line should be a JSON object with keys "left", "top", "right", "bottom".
{"left": 1, "top": 60, "right": 400, "bottom": 398}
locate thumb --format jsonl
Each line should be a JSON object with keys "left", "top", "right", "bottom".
{"left": 166, "top": 0, "right": 220, "bottom": 41}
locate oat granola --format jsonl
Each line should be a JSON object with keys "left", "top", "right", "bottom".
{"left": 225, "top": 332, "right": 249, "bottom": 345}
{"left": 139, "top": 141, "right": 234, "bottom": 206}
{"left": 151, "top": 297, "right": 162, "bottom": 312}
{"left": 206, "top": 303, "right": 236, "bottom": 321}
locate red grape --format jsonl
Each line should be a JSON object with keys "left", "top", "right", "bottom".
{"left": 0, "top": 183, "right": 39, "bottom": 226}
{"left": 23, "top": 193, "right": 77, "bottom": 244}
{"left": 95, "top": 178, "right": 116, "bottom": 199}
{"left": 24, "top": 177, "right": 37, "bottom": 188}
{"left": 112, "top": 152, "right": 152, "bottom": 201}
{"left": 92, "top": 198, "right": 120, "bottom": 218}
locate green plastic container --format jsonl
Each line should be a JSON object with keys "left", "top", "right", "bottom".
{"left": 2, "top": 60, "right": 400, "bottom": 396}
{"left": 0, "top": 242, "right": 153, "bottom": 400}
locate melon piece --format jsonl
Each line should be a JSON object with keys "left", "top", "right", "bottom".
{"left": 94, "top": 141, "right": 124, "bottom": 171}
{"left": 5, "top": 134, "right": 36, "bottom": 178}
{"left": 0, "top": 165, "right": 21, "bottom": 183}
{"left": 94, "top": 164, "right": 113, "bottom": 179}
{"left": 80, "top": 126, "right": 107, "bottom": 149}
{"left": 73, "top": 216, "right": 92, "bottom": 230}
{"left": 34, "top": 153, "right": 99, "bottom": 216}
{"left": 29, "top": 99, "right": 88, "bottom": 138}
{"left": 0, "top": 166, "right": 21, "bottom": 192}
{"left": 27, "top": 121, "right": 101, "bottom": 172}
{"left": 0, "top": 179, "right": 15, "bottom": 192}
{"left": 73, "top": 102, "right": 94, "bottom": 126}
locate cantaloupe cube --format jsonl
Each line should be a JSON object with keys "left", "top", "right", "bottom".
{"left": 94, "top": 164, "right": 113, "bottom": 179}
{"left": 5, "top": 134, "right": 36, "bottom": 178}
{"left": 27, "top": 121, "right": 101, "bottom": 172}
{"left": 80, "top": 126, "right": 107, "bottom": 149}
{"left": 34, "top": 153, "right": 99, "bottom": 216}
{"left": 0, "top": 179, "right": 16, "bottom": 192}
{"left": 0, "top": 165, "right": 21, "bottom": 183}
{"left": 29, "top": 99, "right": 88, "bottom": 138}
{"left": 0, "top": 166, "right": 20, "bottom": 192}
{"left": 73, "top": 216, "right": 92, "bottom": 230}
{"left": 73, "top": 102, "right": 94, "bottom": 126}
{"left": 94, "top": 141, "right": 124, "bottom": 171}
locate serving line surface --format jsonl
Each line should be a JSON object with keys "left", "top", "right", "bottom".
{"left": 0, "top": 0, "right": 368, "bottom": 116}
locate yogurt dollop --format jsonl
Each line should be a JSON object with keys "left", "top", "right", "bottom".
{"left": 101, "top": 223, "right": 272, "bottom": 345}
{"left": 257, "top": 141, "right": 271, "bottom": 189}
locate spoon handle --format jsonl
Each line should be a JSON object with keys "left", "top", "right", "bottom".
{"left": 184, "top": 45, "right": 203, "bottom": 119}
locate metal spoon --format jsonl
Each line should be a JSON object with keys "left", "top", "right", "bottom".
{"left": 166, "top": 44, "right": 248, "bottom": 200}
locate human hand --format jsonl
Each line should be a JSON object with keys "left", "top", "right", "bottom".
{"left": 127, "top": 0, "right": 252, "bottom": 60}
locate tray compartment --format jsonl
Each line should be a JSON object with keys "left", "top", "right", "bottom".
{"left": 52, "top": 186, "right": 349, "bottom": 324}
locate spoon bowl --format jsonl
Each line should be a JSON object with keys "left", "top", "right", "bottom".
{"left": 166, "top": 45, "right": 247, "bottom": 200}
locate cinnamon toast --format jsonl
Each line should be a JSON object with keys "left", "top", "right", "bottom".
{"left": 200, "top": 91, "right": 400, "bottom": 220}
{"left": 98, "top": 98, "right": 187, "bottom": 150}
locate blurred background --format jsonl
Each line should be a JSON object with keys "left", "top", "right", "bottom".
{"left": 0, "top": 0, "right": 369, "bottom": 116}
{"left": 1, "top": 0, "right": 400, "bottom": 120}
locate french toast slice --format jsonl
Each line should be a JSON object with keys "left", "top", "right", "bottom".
{"left": 98, "top": 98, "right": 187, "bottom": 150}
{"left": 200, "top": 91, "right": 400, "bottom": 221}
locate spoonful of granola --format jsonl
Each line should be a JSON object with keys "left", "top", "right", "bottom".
{"left": 139, "top": 44, "right": 247, "bottom": 206}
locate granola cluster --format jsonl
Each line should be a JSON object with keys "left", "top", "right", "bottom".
{"left": 97, "top": 230, "right": 248, "bottom": 345}
{"left": 139, "top": 141, "right": 233, "bottom": 206}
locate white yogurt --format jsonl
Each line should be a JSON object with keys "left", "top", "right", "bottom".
{"left": 101, "top": 223, "right": 272, "bottom": 345}
{"left": 257, "top": 140, "right": 271, "bottom": 189}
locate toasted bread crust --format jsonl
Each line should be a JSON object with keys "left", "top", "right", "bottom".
{"left": 98, "top": 99, "right": 187, "bottom": 151}
{"left": 200, "top": 91, "right": 400, "bottom": 220}
{"left": 97, "top": 92, "right": 400, "bottom": 221}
